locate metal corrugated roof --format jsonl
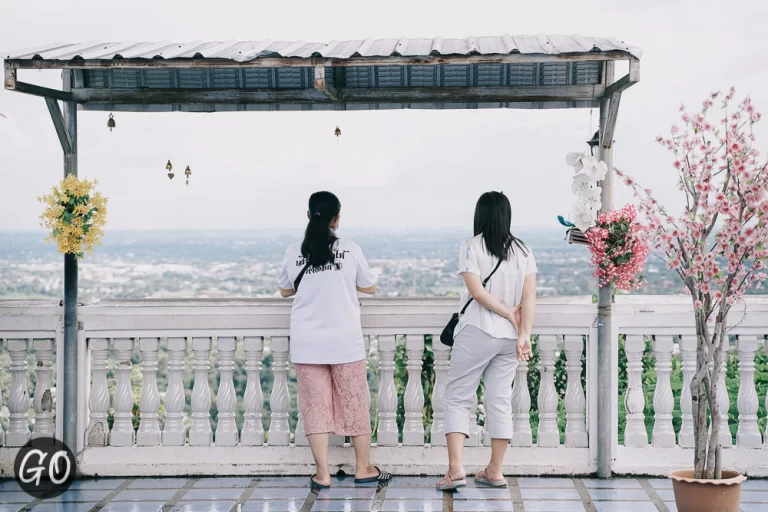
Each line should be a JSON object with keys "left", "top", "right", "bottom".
{"left": 5, "top": 35, "right": 642, "bottom": 61}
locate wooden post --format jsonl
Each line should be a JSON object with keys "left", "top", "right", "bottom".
{"left": 62, "top": 69, "right": 79, "bottom": 455}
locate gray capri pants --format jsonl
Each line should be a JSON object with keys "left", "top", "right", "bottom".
{"left": 444, "top": 325, "right": 519, "bottom": 440}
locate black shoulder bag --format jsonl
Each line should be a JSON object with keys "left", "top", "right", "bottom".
{"left": 293, "top": 261, "right": 311, "bottom": 291}
{"left": 439, "top": 258, "right": 504, "bottom": 347}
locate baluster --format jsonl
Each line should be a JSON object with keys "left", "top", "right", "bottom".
{"left": 678, "top": 335, "right": 696, "bottom": 448}
{"left": 564, "top": 335, "right": 588, "bottom": 447}
{"left": 162, "top": 337, "right": 187, "bottom": 446}
{"left": 482, "top": 391, "right": 490, "bottom": 447}
{"left": 111, "top": 338, "right": 135, "bottom": 446}
{"left": 624, "top": 334, "right": 648, "bottom": 447}
{"left": 0, "top": 340, "right": 5, "bottom": 446}
{"left": 268, "top": 336, "right": 291, "bottom": 446}
{"left": 241, "top": 337, "right": 265, "bottom": 446}
{"left": 365, "top": 336, "right": 372, "bottom": 414}
{"left": 765, "top": 337, "right": 768, "bottom": 449}
{"left": 737, "top": 335, "right": 760, "bottom": 447}
{"left": 376, "top": 335, "right": 398, "bottom": 446}
{"left": 7, "top": 339, "right": 30, "bottom": 446}
{"left": 465, "top": 393, "right": 480, "bottom": 447}
{"left": 295, "top": 392, "right": 308, "bottom": 446}
{"left": 189, "top": 337, "right": 212, "bottom": 446}
{"left": 430, "top": 337, "right": 450, "bottom": 447}
{"left": 32, "top": 338, "right": 55, "bottom": 439}
{"left": 137, "top": 337, "right": 161, "bottom": 446}
{"left": 511, "top": 358, "right": 532, "bottom": 447}
{"left": 403, "top": 335, "right": 425, "bottom": 445}
{"left": 652, "top": 335, "right": 676, "bottom": 447}
{"left": 536, "top": 335, "right": 559, "bottom": 446}
{"left": 86, "top": 338, "right": 110, "bottom": 446}
{"left": 714, "top": 348, "right": 732, "bottom": 448}
{"left": 215, "top": 337, "right": 238, "bottom": 446}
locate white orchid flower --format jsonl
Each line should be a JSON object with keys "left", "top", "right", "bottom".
{"left": 566, "top": 152, "right": 585, "bottom": 172}
{"left": 571, "top": 173, "right": 598, "bottom": 196}
{"left": 570, "top": 201, "right": 595, "bottom": 232}
{"left": 579, "top": 187, "right": 603, "bottom": 210}
{"left": 581, "top": 155, "right": 609, "bottom": 181}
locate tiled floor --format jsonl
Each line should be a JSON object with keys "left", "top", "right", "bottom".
{"left": 1, "top": 476, "right": 767, "bottom": 512}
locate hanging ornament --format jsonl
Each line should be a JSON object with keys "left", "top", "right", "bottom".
{"left": 334, "top": 126, "right": 341, "bottom": 140}
{"left": 107, "top": 113, "right": 116, "bottom": 132}
{"left": 185, "top": 165, "right": 192, "bottom": 186}
{"left": 166, "top": 160, "right": 174, "bottom": 180}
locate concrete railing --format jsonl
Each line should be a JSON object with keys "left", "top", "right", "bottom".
{"left": 0, "top": 296, "right": 767, "bottom": 477}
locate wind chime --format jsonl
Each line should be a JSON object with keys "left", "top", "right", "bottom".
{"left": 163, "top": 160, "right": 192, "bottom": 185}
{"left": 107, "top": 113, "right": 115, "bottom": 132}
{"left": 335, "top": 125, "right": 341, "bottom": 142}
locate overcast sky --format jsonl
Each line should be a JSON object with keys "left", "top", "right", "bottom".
{"left": 1, "top": 0, "right": 767, "bottom": 232}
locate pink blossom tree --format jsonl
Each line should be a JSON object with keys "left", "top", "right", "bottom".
{"left": 616, "top": 88, "right": 767, "bottom": 479}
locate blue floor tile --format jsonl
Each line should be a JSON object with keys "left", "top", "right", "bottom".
{"left": 743, "top": 491, "right": 768, "bottom": 503}
{"left": 68, "top": 479, "right": 125, "bottom": 491}
{"left": 453, "top": 488, "right": 510, "bottom": 500}
{"left": 195, "top": 478, "right": 253, "bottom": 489}
{"left": 113, "top": 489, "right": 178, "bottom": 502}
{"left": 386, "top": 477, "right": 441, "bottom": 488}
{"left": 380, "top": 500, "right": 443, "bottom": 512}
{"left": 581, "top": 478, "right": 642, "bottom": 489}
{"left": 242, "top": 500, "right": 304, "bottom": 512}
{"left": 647, "top": 478, "right": 673, "bottom": 490}
{"left": 254, "top": 478, "right": 308, "bottom": 488}
{"left": 520, "top": 488, "right": 581, "bottom": 500}
{"left": 183, "top": 489, "right": 243, "bottom": 501}
{"left": 315, "top": 487, "right": 376, "bottom": 500}
{"left": 0, "top": 491, "right": 34, "bottom": 503}
{"left": 129, "top": 479, "right": 189, "bottom": 490}
{"left": 743, "top": 480, "right": 768, "bottom": 491}
{"left": 31, "top": 503, "right": 99, "bottom": 512}
{"left": 0, "top": 481, "right": 23, "bottom": 492}
{"left": 101, "top": 503, "right": 167, "bottom": 512}
{"left": 46, "top": 490, "right": 112, "bottom": 502}
{"left": 593, "top": 502, "right": 658, "bottom": 512}
{"left": 517, "top": 477, "right": 575, "bottom": 488}
{"left": 385, "top": 488, "right": 443, "bottom": 500}
{"left": 0, "top": 506, "right": 27, "bottom": 512}
{"left": 309, "top": 500, "right": 373, "bottom": 512}
{"left": 524, "top": 502, "right": 586, "bottom": 512}
{"left": 654, "top": 489, "right": 675, "bottom": 501}
{"left": 452, "top": 500, "right": 515, "bottom": 511}
{"left": 169, "top": 502, "right": 235, "bottom": 512}
{"left": 665, "top": 502, "right": 678, "bottom": 512}
{"left": 588, "top": 489, "right": 650, "bottom": 501}
{"left": 250, "top": 488, "right": 309, "bottom": 500}
{"left": 740, "top": 504, "right": 767, "bottom": 512}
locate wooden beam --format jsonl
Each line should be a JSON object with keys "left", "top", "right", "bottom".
{"left": 4, "top": 64, "right": 16, "bottom": 89}
{"left": 6, "top": 80, "right": 73, "bottom": 102}
{"left": 5, "top": 51, "right": 635, "bottom": 70}
{"left": 601, "top": 91, "right": 622, "bottom": 149}
{"left": 72, "top": 84, "right": 605, "bottom": 105}
{"left": 45, "top": 97, "right": 72, "bottom": 154}
{"left": 313, "top": 65, "right": 339, "bottom": 101}
{"left": 603, "top": 59, "right": 640, "bottom": 98}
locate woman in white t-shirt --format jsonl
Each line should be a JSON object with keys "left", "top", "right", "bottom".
{"left": 279, "top": 191, "right": 391, "bottom": 491}
{"left": 436, "top": 191, "right": 537, "bottom": 491}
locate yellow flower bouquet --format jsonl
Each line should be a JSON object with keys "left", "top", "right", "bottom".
{"left": 39, "top": 175, "right": 108, "bottom": 258}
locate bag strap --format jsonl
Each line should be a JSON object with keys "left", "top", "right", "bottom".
{"left": 293, "top": 261, "right": 312, "bottom": 291}
{"left": 459, "top": 256, "right": 504, "bottom": 315}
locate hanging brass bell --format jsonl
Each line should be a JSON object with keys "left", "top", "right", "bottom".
{"left": 185, "top": 165, "right": 191, "bottom": 186}
{"left": 107, "top": 113, "right": 116, "bottom": 132}
{"left": 166, "top": 160, "right": 174, "bottom": 180}
{"left": 335, "top": 126, "right": 341, "bottom": 138}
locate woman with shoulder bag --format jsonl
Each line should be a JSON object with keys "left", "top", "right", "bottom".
{"left": 278, "top": 191, "right": 391, "bottom": 491}
{"left": 436, "top": 191, "right": 537, "bottom": 491}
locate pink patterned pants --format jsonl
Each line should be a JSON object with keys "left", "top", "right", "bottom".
{"left": 295, "top": 360, "right": 372, "bottom": 437}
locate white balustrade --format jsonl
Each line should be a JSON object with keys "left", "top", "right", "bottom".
{"left": 215, "top": 337, "right": 238, "bottom": 446}
{"left": 86, "top": 338, "right": 110, "bottom": 446}
{"left": 7, "top": 338, "right": 30, "bottom": 446}
{"left": 241, "top": 336, "right": 265, "bottom": 446}
{"left": 429, "top": 337, "right": 450, "bottom": 447}
{"left": 111, "top": 338, "right": 135, "bottom": 446}
{"left": 0, "top": 340, "right": 4, "bottom": 447}
{"left": 294, "top": 393, "right": 308, "bottom": 446}
{"left": 162, "top": 337, "right": 187, "bottom": 446}
{"left": 624, "top": 334, "right": 648, "bottom": 447}
{"left": 403, "top": 335, "right": 425, "bottom": 445}
{"left": 564, "top": 335, "right": 588, "bottom": 447}
{"left": 737, "top": 335, "right": 761, "bottom": 447}
{"left": 137, "top": 337, "right": 161, "bottom": 446}
{"left": 714, "top": 355, "right": 733, "bottom": 448}
{"left": 511, "top": 359, "right": 532, "bottom": 447}
{"left": 482, "top": 391, "right": 491, "bottom": 447}
{"left": 189, "top": 337, "right": 212, "bottom": 446}
{"left": 32, "top": 338, "right": 55, "bottom": 439}
{"left": 537, "top": 335, "right": 560, "bottom": 447}
{"left": 268, "top": 336, "right": 291, "bottom": 446}
{"left": 466, "top": 392, "right": 480, "bottom": 447}
{"left": 678, "top": 335, "right": 697, "bottom": 448}
{"left": 652, "top": 335, "right": 675, "bottom": 447}
{"left": 376, "top": 335, "right": 399, "bottom": 447}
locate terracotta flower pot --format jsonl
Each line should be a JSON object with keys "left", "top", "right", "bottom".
{"left": 669, "top": 469, "right": 747, "bottom": 512}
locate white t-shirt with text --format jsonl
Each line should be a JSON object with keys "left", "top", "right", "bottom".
{"left": 279, "top": 238, "right": 376, "bottom": 365}
{"left": 456, "top": 234, "right": 537, "bottom": 340}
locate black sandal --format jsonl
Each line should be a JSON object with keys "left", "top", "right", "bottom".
{"left": 354, "top": 466, "right": 392, "bottom": 484}
{"left": 310, "top": 475, "right": 330, "bottom": 492}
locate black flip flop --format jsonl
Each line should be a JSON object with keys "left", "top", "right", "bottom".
{"left": 354, "top": 466, "right": 391, "bottom": 484}
{"left": 310, "top": 475, "right": 330, "bottom": 492}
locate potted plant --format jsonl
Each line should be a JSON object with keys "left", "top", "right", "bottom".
{"left": 616, "top": 88, "right": 766, "bottom": 512}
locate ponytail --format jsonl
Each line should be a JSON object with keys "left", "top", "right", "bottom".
{"left": 301, "top": 191, "right": 341, "bottom": 267}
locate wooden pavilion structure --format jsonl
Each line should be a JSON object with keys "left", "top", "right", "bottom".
{"left": 3, "top": 35, "right": 641, "bottom": 477}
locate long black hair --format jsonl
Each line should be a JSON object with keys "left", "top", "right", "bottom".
{"left": 473, "top": 191, "right": 527, "bottom": 261}
{"left": 301, "top": 191, "right": 341, "bottom": 267}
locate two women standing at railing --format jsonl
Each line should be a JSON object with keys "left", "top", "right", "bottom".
{"left": 436, "top": 191, "right": 536, "bottom": 490}
{"left": 278, "top": 191, "right": 391, "bottom": 491}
